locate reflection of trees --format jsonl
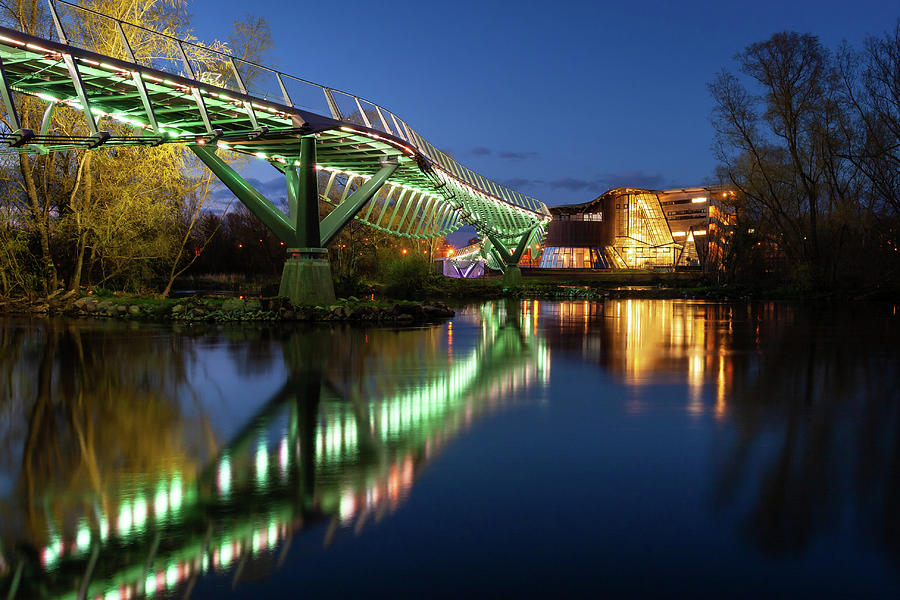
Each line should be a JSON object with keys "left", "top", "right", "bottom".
{"left": 0, "top": 320, "right": 208, "bottom": 545}
{"left": 0, "top": 305, "right": 546, "bottom": 598}
{"left": 714, "top": 305, "right": 900, "bottom": 562}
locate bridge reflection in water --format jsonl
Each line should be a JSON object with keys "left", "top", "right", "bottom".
{"left": 3, "top": 300, "right": 898, "bottom": 597}
{"left": 0, "top": 301, "right": 548, "bottom": 600}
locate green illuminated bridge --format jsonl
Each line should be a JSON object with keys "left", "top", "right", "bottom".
{"left": 0, "top": 302, "right": 548, "bottom": 599}
{"left": 0, "top": 1, "right": 549, "bottom": 300}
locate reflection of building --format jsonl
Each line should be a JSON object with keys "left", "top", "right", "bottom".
{"left": 537, "top": 299, "right": 745, "bottom": 418}
{"left": 538, "top": 186, "right": 736, "bottom": 271}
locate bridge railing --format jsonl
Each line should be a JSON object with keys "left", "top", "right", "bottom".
{"left": 43, "top": 1, "right": 548, "bottom": 216}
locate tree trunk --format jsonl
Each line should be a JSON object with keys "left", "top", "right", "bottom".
{"left": 69, "top": 153, "right": 92, "bottom": 292}
{"left": 18, "top": 153, "right": 57, "bottom": 295}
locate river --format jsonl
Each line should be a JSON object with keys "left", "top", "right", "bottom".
{"left": 1, "top": 299, "right": 898, "bottom": 598}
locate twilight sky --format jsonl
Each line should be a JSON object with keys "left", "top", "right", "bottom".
{"left": 189, "top": 0, "right": 897, "bottom": 222}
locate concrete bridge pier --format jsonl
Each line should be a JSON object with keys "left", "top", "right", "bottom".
{"left": 280, "top": 249, "right": 335, "bottom": 306}
{"left": 502, "top": 266, "right": 523, "bottom": 285}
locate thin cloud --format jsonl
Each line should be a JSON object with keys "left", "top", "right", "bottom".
{"left": 470, "top": 146, "right": 492, "bottom": 156}
{"left": 499, "top": 151, "right": 539, "bottom": 160}
{"left": 549, "top": 177, "right": 604, "bottom": 192}
{"left": 501, "top": 177, "right": 544, "bottom": 190}
{"left": 598, "top": 170, "right": 667, "bottom": 190}
{"left": 542, "top": 170, "right": 669, "bottom": 194}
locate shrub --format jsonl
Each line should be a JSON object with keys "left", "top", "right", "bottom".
{"left": 380, "top": 255, "right": 438, "bottom": 299}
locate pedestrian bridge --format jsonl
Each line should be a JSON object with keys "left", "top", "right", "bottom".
{"left": 0, "top": 1, "right": 550, "bottom": 300}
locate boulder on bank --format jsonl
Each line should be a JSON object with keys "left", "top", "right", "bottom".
{"left": 221, "top": 298, "right": 245, "bottom": 313}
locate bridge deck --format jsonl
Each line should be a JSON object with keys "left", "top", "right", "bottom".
{"left": 0, "top": 1, "right": 550, "bottom": 244}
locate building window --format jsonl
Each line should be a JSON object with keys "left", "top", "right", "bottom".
{"left": 539, "top": 246, "right": 609, "bottom": 269}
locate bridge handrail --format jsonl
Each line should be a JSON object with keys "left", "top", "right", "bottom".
{"left": 40, "top": 0, "right": 549, "bottom": 217}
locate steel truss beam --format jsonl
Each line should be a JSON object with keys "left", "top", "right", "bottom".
{"left": 190, "top": 139, "right": 394, "bottom": 250}
{"left": 484, "top": 225, "right": 537, "bottom": 271}
{"left": 320, "top": 163, "right": 397, "bottom": 246}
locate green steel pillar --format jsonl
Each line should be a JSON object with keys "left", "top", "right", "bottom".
{"left": 296, "top": 136, "right": 321, "bottom": 248}
{"left": 485, "top": 227, "right": 536, "bottom": 285}
{"left": 488, "top": 247, "right": 507, "bottom": 273}
{"left": 281, "top": 135, "right": 335, "bottom": 305}
{"left": 501, "top": 227, "right": 537, "bottom": 285}
{"left": 192, "top": 137, "right": 394, "bottom": 304}
{"left": 191, "top": 140, "right": 335, "bottom": 305}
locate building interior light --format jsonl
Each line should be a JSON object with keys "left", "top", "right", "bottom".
{"left": 691, "top": 197, "right": 708, "bottom": 203}
{"left": 693, "top": 230, "right": 707, "bottom": 236}
{"left": 672, "top": 231, "right": 686, "bottom": 237}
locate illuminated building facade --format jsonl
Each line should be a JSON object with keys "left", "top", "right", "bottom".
{"left": 538, "top": 186, "right": 736, "bottom": 271}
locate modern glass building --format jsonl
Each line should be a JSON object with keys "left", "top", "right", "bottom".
{"left": 538, "top": 186, "right": 735, "bottom": 271}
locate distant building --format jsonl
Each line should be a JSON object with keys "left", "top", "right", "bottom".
{"left": 538, "top": 186, "right": 736, "bottom": 271}
{"left": 437, "top": 241, "right": 486, "bottom": 278}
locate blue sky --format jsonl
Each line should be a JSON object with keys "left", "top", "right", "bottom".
{"left": 190, "top": 0, "right": 898, "bottom": 232}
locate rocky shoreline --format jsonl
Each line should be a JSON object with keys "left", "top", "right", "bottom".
{"left": 0, "top": 294, "right": 455, "bottom": 324}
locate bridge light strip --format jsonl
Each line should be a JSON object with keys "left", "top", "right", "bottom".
{"left": 339, "top": 126, "right": 416, "bottom": 156}
{"left": 98, "top": 61, "right": 131, "bottom": 75}
{"left": 0, "top": 35, "right": 24, "bottom": 46}
{"left": 25, "top": 42, "right": 54, "bottom": 53}
{"left": 313, "top": 164, "right": 442, "bottom": 199}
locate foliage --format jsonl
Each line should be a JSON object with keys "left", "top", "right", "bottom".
{"left": 379, "top": 254, "right": 441, "bottom": 299}
{"left": 709, "top": 27, "right": 900, "bottom": 293}
{"left": 0, "top": 0, "right": 272, "bottom": 299}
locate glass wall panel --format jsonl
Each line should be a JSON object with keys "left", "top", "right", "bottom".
{"left": 539, "top": 247, "right": 609, "bottom": 269}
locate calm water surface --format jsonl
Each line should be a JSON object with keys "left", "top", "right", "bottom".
{"left": 1, "top": 299, "right": 899, "bottom": 598}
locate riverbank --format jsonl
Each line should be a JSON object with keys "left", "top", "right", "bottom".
{"left": 0, "top": 293, "right": 455, "bottom": 324}
{"left": 410, "top": 275, "right": 900, "bottom": 303}
{"left": 1, "top": 274, "right": 895, "bottom": 323}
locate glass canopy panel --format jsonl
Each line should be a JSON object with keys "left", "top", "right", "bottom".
{"left": 186, "top": 45, "right": 237, "bottom": 90}
{"left": 411, "top": 130, "right": 432, "bottom": 159}
{"left": 436, "top": 151, "right": 453, "bottom": 171}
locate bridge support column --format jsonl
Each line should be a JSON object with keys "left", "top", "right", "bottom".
{"left": 280, "top": 136, "right": 336, "bottom": 305}
{"left": 485, "top": 226, "right": 537, "bottom": 285}
{"left": 502, "top": 266, "right": 523, "bottom": 285}
{"left": 191, "top": 138, "right": 395, "bottom": 305}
